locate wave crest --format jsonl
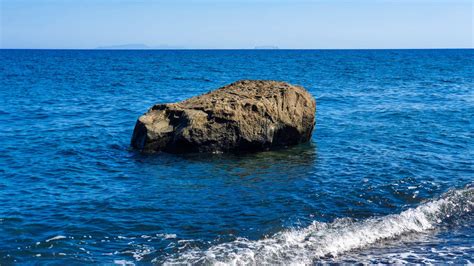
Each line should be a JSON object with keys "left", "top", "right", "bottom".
{"left": 164, "top": 184, "right": 473, "bottom": 265}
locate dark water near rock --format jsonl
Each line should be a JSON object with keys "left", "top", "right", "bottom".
{"left": 0, "top": 49, "right": 472, "bottom": 264}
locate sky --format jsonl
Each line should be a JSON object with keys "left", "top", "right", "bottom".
{"left": 0, "top": 0, "right": 473, "bottom": 49}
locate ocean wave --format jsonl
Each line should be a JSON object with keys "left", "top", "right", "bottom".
{"left": 164, "top": 184, "right": 473, "bottom": 265}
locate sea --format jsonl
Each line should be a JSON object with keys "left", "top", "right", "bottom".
{"left": 0, "top": 49, "right": 472, "bottom": 264}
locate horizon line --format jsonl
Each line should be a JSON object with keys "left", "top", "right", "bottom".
{"left": 1, "top": 47, "right": 473, "bottom": 51}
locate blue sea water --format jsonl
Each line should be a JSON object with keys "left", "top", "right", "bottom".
{"left": 0, "top": 49, "right": 473, "bottom": 264}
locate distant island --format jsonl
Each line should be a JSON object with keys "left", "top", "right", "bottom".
{"left": 96, "top": 43, "right": 149, "bottom": 49}
{"left": 96, "top": 44, "right": 280, "bottom": 50}
{"left": 254, "top": 45, "right": 279, "bottom": 50}
{"left": 96, "top": 43, "right": 183, "bottom": 50}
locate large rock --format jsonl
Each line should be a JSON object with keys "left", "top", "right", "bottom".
{"left": 131, "top": 80, "right": 316, "bottom": 153}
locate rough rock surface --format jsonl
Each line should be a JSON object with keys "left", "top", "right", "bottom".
{"left": 131, "top": 80, "right": 316, "bottom": 153}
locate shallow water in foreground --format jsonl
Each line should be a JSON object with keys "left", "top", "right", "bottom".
{"left": 0, "top": 49, "right": 473, "bottom": 264}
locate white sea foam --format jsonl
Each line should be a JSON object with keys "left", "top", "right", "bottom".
{"left": 156, "top": 233, "right": 177, "bottom": 239}
{"left": 45, "top": 235, "right": 67, "bottom": 242}
{"left": 164, "top": 185, "right": 473, "bottom": 265}
{"left": 114, "top": 259, "right": 135, "bottom": 265}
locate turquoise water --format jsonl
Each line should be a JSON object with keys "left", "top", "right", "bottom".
{"left": 0, "top": 49, "right": 472, "bottom": 264}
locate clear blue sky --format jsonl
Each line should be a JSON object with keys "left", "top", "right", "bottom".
{"left": 1, "top": 0, "right": 472, "bottom": 49}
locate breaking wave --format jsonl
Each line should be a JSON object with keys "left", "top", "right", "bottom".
{"left": 164, "top": 184, "right": 473, "bottom": 265}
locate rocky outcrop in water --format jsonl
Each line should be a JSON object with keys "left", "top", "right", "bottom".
{"left": 131, "top": 80, "right": 316, "bottom": 153}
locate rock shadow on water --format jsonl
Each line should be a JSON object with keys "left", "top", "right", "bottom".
{"left": 129, "top": 142, "right": 318, "bottom": 182}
